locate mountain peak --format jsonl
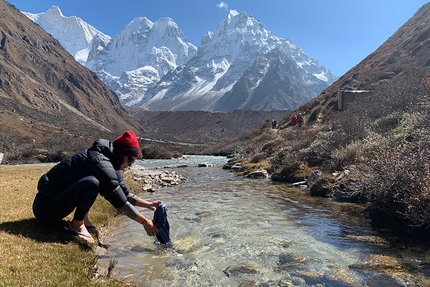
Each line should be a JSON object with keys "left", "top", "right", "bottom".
{"left": 127, "top": 16, "right": 153, "bottom": 30}
{"left": 23, "top": 5, "right": 336, "bottom": 111}
{"left": 23, "top": 6, "right": 110, "bottom": 65}
{"left": 47, "top": 5, "right": 63, "bottom": 16}
{"left": 228, "top": 10, "right": 240, "bottom": 17}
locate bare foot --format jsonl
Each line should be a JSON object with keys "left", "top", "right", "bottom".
{"left": 83, "top": 213, "right": 95, "bottom": 229}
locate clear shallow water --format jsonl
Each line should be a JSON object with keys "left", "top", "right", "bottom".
{"left": 101, "top": 156, "right": 430, "bottom": 287}
{"left": 136, "top": 155, "right": 229, "bottom": 170}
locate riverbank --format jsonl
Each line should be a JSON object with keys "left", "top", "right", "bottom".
{"left": 0, "top": 164, "right": 185, "bottom": 286}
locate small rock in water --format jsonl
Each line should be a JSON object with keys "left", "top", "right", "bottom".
{"left": 223, "top": 263, "right": 258, "bottom": 277}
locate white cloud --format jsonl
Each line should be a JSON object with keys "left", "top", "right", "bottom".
{"left": 217, "top": 1, "right": 228, "bottom": 10}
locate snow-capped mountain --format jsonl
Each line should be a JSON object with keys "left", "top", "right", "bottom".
{"left": 139, "top": 10, "right": 336, "bottom": 111}
{"left": 213, "top": 49, "right": 327, "bottom": 112}
{"left": 24, "top": 6, "right": 111, "bottom": 65}
{"left": 85, "top": 17, "right": 197, "bottom": 105}
{"left": 23, "top": 7, "right": 337, "bottom": 111}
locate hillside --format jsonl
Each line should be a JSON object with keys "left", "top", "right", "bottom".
{"left": 128, "top": 108, "right": 289, "bottom": 144}
{"left": 0, "top": 0, "right": 142, "bottom": 144}
{"left": 290, "top": 2, "right": 430, "bottom": 125}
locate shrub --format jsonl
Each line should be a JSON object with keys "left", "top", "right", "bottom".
{"left": 310, "top": 176, "right": 333, "bottom": 197}
{"left": 249, "top": 152, "right": 267, "bottom": 164}
{"left": 363, "top": 109, "right": 430, "bottom": 231}
{"left": 329, "top": 141, "right": 364, "bottom": 170}
{"left": 271, "top": 161, "right": 311, "bottom": 183}
{"left": 142, "top": 143, "right": 182, "bottom": 159}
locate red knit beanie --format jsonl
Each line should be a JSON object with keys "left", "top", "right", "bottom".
{"left": 113, "top": 130, "right": 141, "bottom": 158}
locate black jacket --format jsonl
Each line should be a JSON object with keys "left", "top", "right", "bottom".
{"left": 37, "top": 139, "right": 131, "bottom": 209}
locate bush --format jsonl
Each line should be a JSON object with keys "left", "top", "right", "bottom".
{"left": 271, "top": 161, "right": 311, "bottom": 183}
{"left": 0, "top": 131, "right": 91, "bottom": 164}
{"left": 249, "top": 152, "right": 267, "bottom": 164}
{"left": 329, "top": 141, "right": 364, "bottom": 170}
{"left": 363, "top": 118, "right": 430, "bottom": 230}
{"left": 310, "top": 176, "right": 333, "bottom": 197}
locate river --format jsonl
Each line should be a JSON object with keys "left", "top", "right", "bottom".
{"left": 98, "top": 156, "right": 430, "bottom": 287}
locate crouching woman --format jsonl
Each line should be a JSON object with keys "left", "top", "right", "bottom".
{"left": 33, "top": 130, "right": 161, "bottom": 243}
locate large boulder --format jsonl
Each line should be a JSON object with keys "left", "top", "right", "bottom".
{"left": 247, "top": 169, "right": 269, "bottom": 179}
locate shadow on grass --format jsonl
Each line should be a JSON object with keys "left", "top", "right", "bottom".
{"left": 0, "top": 218, "right": 93, "bottom": 250}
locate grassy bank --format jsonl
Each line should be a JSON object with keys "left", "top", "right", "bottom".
{"left": 0, "top": 165, "right": 123, "bottom": 287}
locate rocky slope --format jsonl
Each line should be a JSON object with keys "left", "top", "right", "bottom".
{"left": 0, "top": 0, "right": 142, "bottom": 142}
{"left": 293, "top": 2, "right": 430, "bottom": 125}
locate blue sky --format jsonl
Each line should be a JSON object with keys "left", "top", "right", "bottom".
{"left": 7, "top": 0, "right": 429, "bottom": 76}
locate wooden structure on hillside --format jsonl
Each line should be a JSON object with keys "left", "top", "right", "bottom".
{"left": 337, "top": 89, "right": 370, "bottom": 110}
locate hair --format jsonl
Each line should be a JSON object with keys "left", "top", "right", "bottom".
{"left": 111, "top": 149, "right": 124, "bottom": 170}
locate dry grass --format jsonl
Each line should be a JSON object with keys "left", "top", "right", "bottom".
{"left": 0, "top": 165, "right": 122, "bottom": 287}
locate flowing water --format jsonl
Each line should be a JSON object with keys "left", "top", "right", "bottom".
{"left": 99, "top": 156, "right": 430, "bottom": 287}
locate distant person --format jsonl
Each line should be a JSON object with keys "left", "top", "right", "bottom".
{"left": 291, "top": 114, "right": 298, "bottom": 128}
{"left": 271, "top": 119, "right": 277, "bottom": 129}
{"left": 33, "top": 130, "right": 162, "bottom": 244}
{"left": 297, "top": 113, "right": 304, "bottom": 128}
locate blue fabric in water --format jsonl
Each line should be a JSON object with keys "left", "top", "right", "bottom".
{"left": 153, "top": 203, "right": 172, "bottom": 245}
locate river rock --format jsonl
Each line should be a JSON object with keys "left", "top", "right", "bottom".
{"left": 319, "top": 266, "right": 356, "bottom": 286}
{"left": 292, "top": 180, "right": 306, "bottom": 187}
{"left": 231, "top": 163, "right": 242, "bottom": 170}
{"left": 223, "top": 263, "right": 258, "bottom": 277}
{"left": 173, "top": 236, "right": 200, "bottom": 253}
{"left": 290, "top": 270, "right": 320, "bottom": 286}
{"left": 237, "top": 280, "right": 259, "bottom": 287}
{"left": 364, "top": 271, "right": 428, "bottom": 287}
{"left": 222, "top": 162, "right": 234, "bottom": 169}
{"left": 247, "top": 169, "right": 268, "bottom": 179}
{"left": 335, "top": 169, "right": 350, "bottom": 181}
{"left": 279, "top": 240, "right": 291, "bottom": 248}
{"left": 127, "top": 165, "right": 187, "bottom": 191}
{"left": 333, "top": 179, "right": 367, "bottom": 203}
{"left": 306, "top": 170, "right": 322, "bottom": 186}
{"left": 198, "top": 162, "right": 213, "bottom": 167}
{"left": 349, "top": 254, "right": 403, "bottom": 272}
{"left": 276, "top": 252, "right": 306, "bottom": 270}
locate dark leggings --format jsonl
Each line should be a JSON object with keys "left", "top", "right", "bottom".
{"left": 33, "top": 176, "right": 99, "bottom": 221}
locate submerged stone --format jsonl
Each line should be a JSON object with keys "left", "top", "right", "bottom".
{"left": 223, "top": 263, "right": 258, "bottom": 277}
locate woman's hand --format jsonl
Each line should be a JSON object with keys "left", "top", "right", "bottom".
{"left": 135, "top": 198, "right": 163, "bottom": 210}
{"left": 142, "top": 218, "right": 159, "bottom": 236}
{"left": 148, "top": 200, "right": 162, "bottom": 211}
